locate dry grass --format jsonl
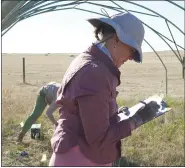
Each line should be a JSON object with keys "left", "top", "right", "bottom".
{"left": 2, "top": 51, "right": 184, "bottom": 166}
{"left": 117, "top": 98, "right": 184, "bottom": 167}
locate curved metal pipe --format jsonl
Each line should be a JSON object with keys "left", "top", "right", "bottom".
{"left": 85, "top": 1, "right": 160, "bottom": 17}
{"left": 2, "top": 0, "right": 185, "bottom": 57}
{"left": 3, "top": 1, "right": 184, "bottom": 60}
{"left": 144, "top": 39, "right": 168, "bottom": 96}
{"left": 165, "top": 19, "right": 182, "bottom": 61}
{"left": 19, "top": 0, "right": 81, "bottom": 18}
{"left": 1, "top": 0, "right": 184, "bottom": 107}
{"left": 85, "top": 1, "right": 185, "bottom": 51}
{"left": 109, "top": 0, "right": 184, "bottom": 64}
{"left": 2, "top": 1, "right": 37, "bottom": 32}
{"left": 2, "top": 1, "right": 21, "bottom": 21}
{"left": 165, "top": 0, "right": 185, "bottom": 11}
{"left": 2, "top": 19, "right": 20, "bottom": 36}
{"left": 122, "top": 0, "right": 185, "bottom": 36}
{"left": 1, "top": 1, "right": 85, "bottom": 35}
{"left": 19, "top": 1, "right": 86, "bottom": 20}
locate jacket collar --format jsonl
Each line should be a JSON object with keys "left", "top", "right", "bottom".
{"left": 84, "top": 44, "right": 121, "bottom": 86}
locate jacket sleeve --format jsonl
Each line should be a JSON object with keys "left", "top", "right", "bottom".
{"left": 75, "top": 64, "right": 132, "bottom": 148}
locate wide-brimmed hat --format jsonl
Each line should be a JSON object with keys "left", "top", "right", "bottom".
{"left": 87, "top": 12, "right": 145, "bottom": 63}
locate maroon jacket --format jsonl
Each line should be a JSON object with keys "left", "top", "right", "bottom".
{"left": 51, "top": 44, "right": 132, "bottom": 164}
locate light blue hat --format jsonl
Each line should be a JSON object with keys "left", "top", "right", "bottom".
{"left": 87, "top": 12, "right": 145, "bottom": 63}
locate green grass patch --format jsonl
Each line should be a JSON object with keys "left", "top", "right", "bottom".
{"left": 2, "top": 89, "right": 184, "bottom": 166}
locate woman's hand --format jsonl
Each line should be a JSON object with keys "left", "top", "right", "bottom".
{"left": 131, "top": 101, "right": 160, "bottom": 128}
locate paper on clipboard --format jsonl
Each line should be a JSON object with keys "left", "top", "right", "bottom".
{"left": 118, "top": 95, "right": 172, "bottom": 121}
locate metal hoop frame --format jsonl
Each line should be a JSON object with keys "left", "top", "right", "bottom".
{"left": 2, "top": 0, "right": 185, "bottom": 97}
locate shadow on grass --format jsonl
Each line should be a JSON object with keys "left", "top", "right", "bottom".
{"left": 17, "top": 82, "right": 39, "bottom": 87}
{"left": 25, "top": 82, "right": 38, "bottom": 86}
{"left": 113, "top": 157, "right": 140, "bottom": 167}
{"left": 24, "top": 82, "right": 38, "bottom": 87}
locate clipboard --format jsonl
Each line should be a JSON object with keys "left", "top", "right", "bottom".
{"left": 118, "top": 95, "right": 172, "bottom": 121}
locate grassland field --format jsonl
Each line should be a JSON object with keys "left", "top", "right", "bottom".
{"left": 2, "top": 51, "right": 184, "bottom": 166}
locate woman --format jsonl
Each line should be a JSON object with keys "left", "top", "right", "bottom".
{"left": 49, "top": 12, "right": 160, "bottom": 166}
{"left": 17, "top": 82, "right": 60, "bottom": 142}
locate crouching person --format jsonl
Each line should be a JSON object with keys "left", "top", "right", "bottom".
{"left": 17, "top": 82, "right": 60, "bottom": 142}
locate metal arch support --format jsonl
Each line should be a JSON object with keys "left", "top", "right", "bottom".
{"left": 76, "top": 7, "right": 171, "bottom": 96}
{"left": 3, "top": 1, "right": 184, "bottom": 52}
{"left": 144, "top": 39, "right": 168, "bottom": 96}
{"left": 83, "top": 1, "right": 185, "bottom": 52}
{"left": 164, "top": 0, "right": 185, "bottom": 11}
{"left": 123, "top": 0, "right": 185, "bottom": 36}
{"left": 109, "top": 0, "right": 184, "bottom": 63}
{"left": 1, "top": 0, "right": 185, "bottom": 97}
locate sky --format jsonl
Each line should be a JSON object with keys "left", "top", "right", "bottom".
{"left": 2, "top": 1, "right": 185, "bottom": 53}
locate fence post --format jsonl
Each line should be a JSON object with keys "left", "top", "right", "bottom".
{"left": 183, "top": 57, "right": 185, "bottom": 79}
{"left": 183, "top": 57, "right": 185, "bottom": 124}
{"left": 23, "top": 57, "right": 25, "bottom": 83}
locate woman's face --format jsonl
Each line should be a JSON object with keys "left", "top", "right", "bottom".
{"left": 109, "top": 35, "right": 136, "bottom": 68}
